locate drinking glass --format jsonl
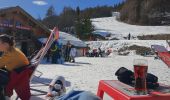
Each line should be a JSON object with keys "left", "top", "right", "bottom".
{"left": 133, "top": 59, "right": 148, "bottom": 94}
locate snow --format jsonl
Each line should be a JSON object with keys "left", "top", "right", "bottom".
{"left": 92, "top": 16, "right": 170, "bottom": 39}
{"left": 86, "top": 40, "right": 167, "bottom": 52}
{"left": 11, "top": 40, "right": 170, "bottom": 100}
{"left": 92, "top": 31, "right": 110, "bottom": 37}
{"left": 38, "top": 31, "right": 87, "bottom": 47}
{"left": 12, "top": 55, "right": 170, "bottom": 100}
{"left": 12, "top": 36, "right": 170, "bottom": 100}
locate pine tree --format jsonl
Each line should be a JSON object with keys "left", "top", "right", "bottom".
{"left": 43, "top": 6, "right": 58, "bottom": 29}
{"left": 76, "top": 6, "right": 80, "bottom": 17}
{"left": 75, "top": 14, "right": 94, "bottom": 40}
{"left": 46, "top": 6, "right": 56, "bottom": 17}
{"left": 75, "top": 6, "right": 81, "bottom": 38}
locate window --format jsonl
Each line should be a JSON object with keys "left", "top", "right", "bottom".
{"left": 0, "top": 27, "right": 5, "bottom": 32}
{"left": 16, "top": 21, "right": 22, "bottom": 26}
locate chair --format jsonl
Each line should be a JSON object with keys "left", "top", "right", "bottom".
{"left": 11, "top": 27, "right": 58, "bottom": 100}
{"left": 151, "top": 45, "right": 170, "bottom": 68}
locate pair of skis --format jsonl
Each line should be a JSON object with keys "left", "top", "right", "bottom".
{"left": 31, "top": 27, "right": 58, "bottom": 66}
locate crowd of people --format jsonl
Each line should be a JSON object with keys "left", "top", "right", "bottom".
{"left": 85, "top": 47, "right": 112, "bottom": 57}
{"left": 46, "top": 41, "right": 77, "bottom": 64}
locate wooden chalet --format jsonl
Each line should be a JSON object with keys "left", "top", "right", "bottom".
{"left": 0, "top": 6, "right": 50, "bottom": 56}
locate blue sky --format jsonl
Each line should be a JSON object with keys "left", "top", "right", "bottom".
{"left": 0, "top": 0, "right": 123, "bottom": 19}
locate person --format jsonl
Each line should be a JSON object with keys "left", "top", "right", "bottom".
{"left": 0, "top": 34, "right": 31, "bottom": 100}
{"left": 46, "top": 50, "right": 51, "bottom": 62}
{"left": 51, "top": 42, "right": 58, "bottom": 64}
{"left": 166, "top": 40, "right": 170, "bottom": 53}
{"left": 92, "top": 49, "right": 98, "bottom": 57}
{"left": 70, "top": 45, "right": 77, "bottom": 63}
{"left": 46, "top": 76, "right": 66, "bottom": 98}
{"left": 47, "top": 76, "right": 101, "bottom": 100}
{"left": 57, "top": 43, "right": 65, "bottom": 64}
{"left": 98, "top": 47, "right": 102, "bottom": 57}
{"left": 64, "top": 41, "right": 71, "bottom": 62}
{"left": 128, "top": 33, "right": 131, "bottom": 40}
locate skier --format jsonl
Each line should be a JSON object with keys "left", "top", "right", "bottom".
{"left": 128, "top": 33, "right": 131, "bottom": 40}
{"left": 0, "top": 34, "right": 31, "bottom": 100}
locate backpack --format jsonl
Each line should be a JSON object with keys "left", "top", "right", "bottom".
{"left": 146, "top": 73, "right": 158, "bottom": 83}
{"left": 115, "top": 67, "right": 134, "bottom": 84}
{"left": 115, "top": 67, "right": 159, "bottom": 89}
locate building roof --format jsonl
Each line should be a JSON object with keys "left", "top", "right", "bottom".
{"left": 0, "top": 6, "right": 50, "bottom": 35}
{"left": 39, "top": 31, "right": 87, "bottom": 48}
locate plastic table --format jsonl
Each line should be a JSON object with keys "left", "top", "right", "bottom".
{"left": 97, "top": 80, "right": 170, "bottom": 100}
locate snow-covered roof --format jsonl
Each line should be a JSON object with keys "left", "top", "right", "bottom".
{"left": 93, "top": 31, "right": 110, "bottom": 37}
{"left": 38, "top": 31, "right": 87, "bottom": 48}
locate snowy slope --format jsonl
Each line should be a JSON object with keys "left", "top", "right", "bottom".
{"left": 92, "top": 17, "right": 170, "bottom": 39}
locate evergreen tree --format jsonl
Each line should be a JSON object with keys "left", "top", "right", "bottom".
{"left": 82, "top": 17, "right": 94, "bottom": 36}
{"left": 120, "top": 0, "right": 170, "bottom": 25}
{"left": 43, "top": 6, "right": 58, "bottom": 29}
{"left": 75, "top": 15, "right": 94, "bottom": 40}
{"left": 42, "top": 15, "right": 59, "bottom": 29}
{"left": 42, "top": 5, "right": 117, "bottom": 32}
{"left": 46, "top": 6, "right": 56, "bottom": 17}
{"left": 75, "top": 6, "right": 81, "bottom": 38}
{"left": 76, "top": 6, "right": 80, "bottom": 17}
{"left": 58, "top": 7, "right": 76, "bottom": 32}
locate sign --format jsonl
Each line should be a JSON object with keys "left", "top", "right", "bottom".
{"left": 0, "top": 23, "right": 31, "bottom": 30}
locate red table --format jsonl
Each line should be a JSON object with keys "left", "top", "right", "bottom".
{"left": 97, "top": 80, "right": 170, "bottom": 100}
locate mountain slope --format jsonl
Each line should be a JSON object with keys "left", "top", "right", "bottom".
{"left": 92, "top": 16, "right": 170, "bottom": 40}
